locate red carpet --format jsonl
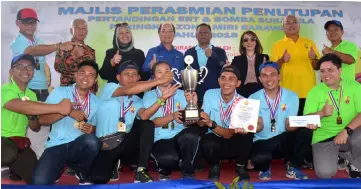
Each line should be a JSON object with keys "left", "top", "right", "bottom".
{"left": 1, "top": 160, "right": 349, "bottom": 185}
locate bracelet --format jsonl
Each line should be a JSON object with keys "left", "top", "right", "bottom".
{"left": 56, "top": 42, "right": 62, "bottom": 52}
{"left": 157, "top": 98, "right": 165, "bottom": 106}
{"left": 27, "top": 115, "right": 39, "bottom": 120}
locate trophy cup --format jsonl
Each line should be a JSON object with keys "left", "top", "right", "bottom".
{"left": 171, "top": 55, "right": 208, "bottom": 121}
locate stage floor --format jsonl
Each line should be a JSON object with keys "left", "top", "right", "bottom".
{"left": 1, "top": 160, "right": 349, "bottom": 185}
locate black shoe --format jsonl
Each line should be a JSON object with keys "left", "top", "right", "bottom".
{"left": 9, "top": 170, "right": 22, "bottom": 181}
{"left": 208, "top": 163, "right": 221, "bottom": 181}
{"left": 75, "top": 172, "right": 93, "bottom": 185}
{"left": 65, "top": 167, "right": 76, "bottom": 176}
{"left": 181, "top": 172, "right": 195, "bottom": 179}
{"left": 236, "top": 164, "right": 250, "bottom": 181}
{"left": 346, "top": 163, "right": 361, "bottom": 178}
{"left": 134, "top": 168, "right": 153, "bottom": 183}
{"left": 110, "top": 160, "right": 120, "bottom": 181}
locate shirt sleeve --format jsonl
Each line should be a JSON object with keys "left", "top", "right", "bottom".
{"left": 310, "top": 41, "right": 321, "bottom": 60}
{"left": 99, "top": 83, "right": 119, "bottom": 101}
{"left": 340, "top": 42, "right": 359, "bottom": 64}
{"left": 10, "top": 40, "right": 27, "bottom": 56}
{"left": 353, "top": 83, "right": 361, "bottom": 113}
{"left": 143, "top": 48, "right": 155, "bottom": 73}
{"left": 303, "top": 88, "right": 319, "bottom": 115}
{"left": 248, "top": 93, "right": 262, "bottom": 116}
{"left": 45, "top": 87, "right": 63, "bottom": 105}
{"left": 143, "top": 91, "right": 155, "bottom": 109}
{"left": 287, "top": 93, "right": 300, "bottom": 117}
{"left": 1, "top": 89, "right": 17, "bottom": 108}
{"left": 270, "top": 43, "right": 281, "bottom": 62}
{"left": 202, "top": 90, "right": 212, "bottom": 115}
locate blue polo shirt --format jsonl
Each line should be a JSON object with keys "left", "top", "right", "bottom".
{"left": 45, "top": 84, "right": 100, "bottom": 148}
{"left": 10, "top": 33, "right": 47, "bottom": 90}
{"left": 195, "top": 44, "right": 212, "bottom": 68}
{"left": 249, "top": 88, "right": 299, "bottom": 142}
{"left": 202, "top": 88, "right": 243, "bottom": 135}
{"left": 143, "top": 88, "right": 187, "bottom": 142}
{"left": 143, "top": 44, "right": 184, "bottom": 73}
{"left": 96, "top": 83, "right": 143, "bottom": 137}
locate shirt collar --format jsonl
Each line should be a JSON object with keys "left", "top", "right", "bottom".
{"left": 18, "top": 32, "right": 38, "bottom": 43}
{"left": 331, "top": 40, "right": 345, "bottom": 49}
{"left": 159, "top": 43, "right": 175, "bottom": 51}
{"left": 195, "top": 44, "right": 212, "bottom": 51}
{"left": 220, "top": 90, "right": 239, "bottom": 106}
{"left": 282, "top": 35, "right": 302, "bottom": 42}
{"left": 321, "top": 78, "right": 344, "bottom": 91}
{"left": 10, "top": 78, "right": 27, "bottom": 95}
{"left": 71, "top": 38, "right": 85, "bottom": 45}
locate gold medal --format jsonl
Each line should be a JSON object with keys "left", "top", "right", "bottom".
{"left": 337, "top": 116, "right": 342, "bottom": 125}
{"left": 162, "top": 124, "right": 169, "bottom": 129}
{"left": 117, "top": 122, "right": 126, "bottom": 132}
{"left": 171, "top": 121, "right": 175, "bottom": 130}
{"left": 74, "top": 121, "right": 80, "bottom": 129}
{"left": 21, "top": 96, "right": 30, "bottom": 101}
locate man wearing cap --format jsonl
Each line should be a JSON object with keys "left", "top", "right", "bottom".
{"left": 323, "top": 20, "right": 359, "bottom": 81}
{"left": 198, "top": 65, "right": 263, "bottom": 181}
{"left": 88, "top": 61, "right": 174, "bottom": 183}
{"left": 10, "top": 8, "right": 73, "bottom": 159}
{"left": 32, "top": 60, "right": 101, "bottom": 185}
{"left": 1, "top": 54, "right": 73, "bottom": 184}
{"left": 143, "top": 23, "right": 184, "bottom": 74}
{"left": 184, "top": 23, "right": 228, "bottom": 107}
{"left": 304, "top": 54, "right": 361, "bottom": 178}
{"left": 248, "top": 62, "right": 309, "bottom": 180}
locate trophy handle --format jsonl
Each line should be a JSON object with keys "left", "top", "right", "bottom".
{"left": 171, "top": 68, "right": 182, "bottom": 86}
{"left": 198, "top": 66, "right": 208, "bottom": 84}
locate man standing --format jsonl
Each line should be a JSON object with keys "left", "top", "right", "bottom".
{"left": 198, "top": 65, "right": 263, "bottom": 181}
{"left": 304, "top": 54, "right": 361, "bottom": 178}
{"left": 184, "top": 23, "right": 228, "bottom": 106}
{"left": 143, "top": 23, "right": 184, "bottom": 74}
{"left": 322, "top": 20, "right": 359, "bottom": 81}
{"left": 32, "top": 61, "right": 101, "bottom": 185}
{"left": 1, "top": 54, "right": 72, "bottom": 184}
{"left": 249, "top": 62, "right": 309, "bottom": 180}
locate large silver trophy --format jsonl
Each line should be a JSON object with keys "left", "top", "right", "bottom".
{"left": 172, "top": 55, "right": 208, "bottom": 121}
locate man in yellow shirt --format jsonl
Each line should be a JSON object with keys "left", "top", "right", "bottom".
{"left": 271, "top": 15, "right": 321, "bottom": 116}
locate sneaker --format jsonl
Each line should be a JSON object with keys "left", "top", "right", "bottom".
{"left": 346, "top": 163, "right": 361, "bottom": 178}
{"left": 9, "top": 170, "right": 22, "bottom": 181}
{"left": 286, "top": 166, "right": 308, "bottom": 180}
{"left": 338, "top": 158, "right": 348, "bottom": 171}
{"left": 110, "top": 160, "right": 120, "bottom": 181}
{"left": 75, "top": 172, "right": 93, "bottom": 185}
{"left": 158, "top": 174, "right": 171, "bottom": 181}
{"left": 235, "top": 164, "right": 250, "bottom": 181}
{"left": 134, "top": 168, "right": 153, "bottom": 183}
{"left": 259, "top": 168, "right": 271, "bottom": 180}
{"left": 208, "top": 163, "right": 221, "bottom": 181}
{"left": 301, "top": 159, "right": 314, "bottom": 169}
{"left": 65, "top": 167, "right": 76, "bottom": 176}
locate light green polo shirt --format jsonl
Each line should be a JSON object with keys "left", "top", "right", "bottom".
{"left": 1, "top": 80, "right": 37, "bottom": 137}
{"left": 304, "top": 79, "right": 361, "bottom": 144}
{"left": 331, "top": 40, "right": 359, "bottom": 81}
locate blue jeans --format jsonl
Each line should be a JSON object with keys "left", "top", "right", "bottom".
{"left": 32, "top": 134, "right": 100, "bottom": 185}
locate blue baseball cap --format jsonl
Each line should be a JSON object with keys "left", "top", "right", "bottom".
{"left": 117, "top": 60, "right": 139, "bottom": 74}
{"left": 11, "top": 54, "right": 35, "bottom": 67}
{"left": 259, "top": 61, "right": 280, "bottom": 73}
{"left": 324, "top": 20, "right": 343, "bottom": 30}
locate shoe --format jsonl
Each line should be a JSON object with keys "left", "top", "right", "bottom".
{"left": 346, "top": 163, "right": 361, "bottom": 178}
{"left": 9, "top": 170, "right": 22, "bottom": 181}
{"left": 259, "top": 168, "right": 271, "bottom": 180}
{"left": 110, "top": 160, "right": 120, "bottom": 181}
{"left": 236, "top": 164, "right": 250, "bottom": 181}
{"left": 65, "top": 167, "right": 75, "bottom": 176}
{"left": 181, "top": 172, "right": 195, "bottom": 179}
{"left": 286, "top": 166, "right": 308, "bottom": 180}
{"left": 301, "top": 159, "right": 314, "bottom": 169}
{"left": 208, "top": 163, "right": 221, "bottom": 181}
{"left": 75, "top": 172, "right": 93, "bottom": 185}
{"left": 338, "top": 158, "right": 348, "bottom": 171}
{"left": 134, "top": 168, "right": 153, "bottom": 183}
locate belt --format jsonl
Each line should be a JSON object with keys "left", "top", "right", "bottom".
{"left": 30, "top": 89, "right": 48, "bottom": 94}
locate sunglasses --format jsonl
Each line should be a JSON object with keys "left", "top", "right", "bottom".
{"left": 19, "top": 20, "right": 37, "bottom": 26}
{"left": 116, "top": 23, "right": 129, "bottom": 27}
{"left": 243, "top": 38, "right": 257, "bottom": 43}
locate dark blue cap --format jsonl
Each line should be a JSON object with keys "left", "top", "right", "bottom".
{"left": 324, "top": 20, "right": 343, "bottom": 30}
{"left": 220, "top": 65, "right": 241, "bottom": 80}
{"left": 259, "top": 61, "right": 280, "bottom": 73}
{"left": 117, "top": 60, "right": 139, "bottom": 74}
{"left": 11, "top": 54, "right": 35, "bottom": 67}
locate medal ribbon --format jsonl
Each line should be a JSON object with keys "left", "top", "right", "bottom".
{"left": 220, "top": 92, "right": 238, "bottom": 126}
{"left": 156, "top": 88, "right": 174, "bottom": 116}
{"left": 263, "top": 87, "right": 282, "bottom": 121}
{"left": 328, "top": 84, "right": 343, "bottom": 116}
{"left": 72, "top": 86, "right": 90, "bottom": 117}
{"left": 120, "top": 96, "right": 133, "bottom": 119}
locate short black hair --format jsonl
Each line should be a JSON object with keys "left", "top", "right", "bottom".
{"left": 78, "top": 60, "right": 99, "bottom": 77}
{"left": 151, "top": 61, "right": 171, "bottom": 75}
{"left": 158, "top": 23, "right": 176, "bottom": 34}
{"left": 317, "top": 53, "right": 342, "bottom": 70}
{"left": 196, "top": 23, "right": 211, "bottom": 32}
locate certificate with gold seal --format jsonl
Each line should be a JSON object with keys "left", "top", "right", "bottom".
{"left": 229, "top": 98, "right": 260, "bottom": 133}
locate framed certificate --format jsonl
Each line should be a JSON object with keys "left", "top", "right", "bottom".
{"left": 229, "top": 98, "right": 260, "bottom": 133}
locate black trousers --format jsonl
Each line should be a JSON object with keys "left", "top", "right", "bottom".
{"left": 89, "top": 119, "right": 154, "bottom": 184}
{"left": 251, "top": 128, "right": 312, "bottom": 172}
{"left": 298, "top": 98, "right": 313, "bottom": 162}
{"left": 237, "top": 83, "right": 263, "bottom": 98}
{"left": 200, "top": 133, "right": 254, "bottom": 166}
{"left": 1, "top": 137, "right": 37, "bottom": 184}
{"left": 151, "top": 127, "right": 200, "bottom": 176}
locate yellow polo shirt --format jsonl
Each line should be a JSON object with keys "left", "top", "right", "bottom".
{"left": 271, "top": 36, "right": 321, "bottom": 98}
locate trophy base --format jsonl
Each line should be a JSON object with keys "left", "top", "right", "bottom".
{"left": 180, "top": 108, "right": 201, "bottom": 122}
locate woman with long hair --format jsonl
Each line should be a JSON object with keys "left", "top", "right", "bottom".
{"left": 231, "top": 31, "right": 269, "bottom": 97}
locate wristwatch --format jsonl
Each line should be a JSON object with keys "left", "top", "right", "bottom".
{"left": 157, "top": 98, "right": 165, "bottom": 106}
{"left": 345, "top": 127, "right": 353, "bottom": 136}
{"left": 27, "top": 115, "right": 39, "bottom": 120}
{"left": 210, "top": 121, "right": 217, "bottom": 130}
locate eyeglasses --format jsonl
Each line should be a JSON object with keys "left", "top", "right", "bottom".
{"left": 19, "top": 20, "right": 37, "bottom": 26}
{"left": 116, "top": 23, "right": 129, "bottom": 27}
{"left": 12, "top": 64, "right": 35, "bottom": 71}
{"left": 243, "top": 38, "right": 257, "bottom": 43}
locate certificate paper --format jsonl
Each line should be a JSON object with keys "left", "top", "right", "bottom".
{"left": 289, "top": 115, "right": 321, "bottom": 127}
{"left": 229, "top": 98, "right": 260, "bottom": 133}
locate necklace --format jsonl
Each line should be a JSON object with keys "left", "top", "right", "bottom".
{"left": 246, "top": 54, "right": 255, "bottom": 61}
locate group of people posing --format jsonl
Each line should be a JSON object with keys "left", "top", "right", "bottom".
{"left": 1, "top": 8, "right": 360, "bottom": 185}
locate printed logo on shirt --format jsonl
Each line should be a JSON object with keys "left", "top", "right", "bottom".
{"left": 304, "top": 43, "right": 309, "bottom": 49}
{"left": 176, "top": 102, "right": 181, "bottom": 110}
{"left": 130, "top": 106, "right": 135, "bottom": 113}
{"left": 345, "top": 96, "right": 350, "bottom": 104}
{"left": 282, "top": 104, "right": 287, "bottom": 111}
